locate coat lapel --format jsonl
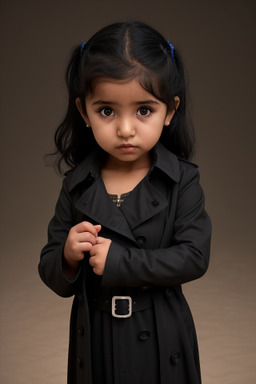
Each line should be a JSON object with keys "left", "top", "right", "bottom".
{"left": 75, "top": 177, "right": 137, "bottom": 244}
{"left": 120, "top": 176, "right": 169, "bottom": 230}
{"left": 75, "top": 174, "right": 170, "bottom": 241}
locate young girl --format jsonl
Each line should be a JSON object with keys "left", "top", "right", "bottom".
{"left": 39, "top": 21, "right": 211, "bottom": 384}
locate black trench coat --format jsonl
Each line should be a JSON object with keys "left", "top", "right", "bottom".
{"left": 39, "top": 142, "right": 211, "bottom": 384}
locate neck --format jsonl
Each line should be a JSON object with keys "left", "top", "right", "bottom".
{"left": 101, "top": 154, "right": 152, "bottom": 196}
{"left": 102, "top": 153, "right": 152, "bottom": 173}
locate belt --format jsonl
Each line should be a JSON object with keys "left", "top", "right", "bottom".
{"left": 93, "top": 289, "right": 153, "bottom": 318}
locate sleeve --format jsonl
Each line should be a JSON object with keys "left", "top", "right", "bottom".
{"left": 101, "top": 165, "right": 212, "bottom": 288}
{"left": 38, "top": 177, "right": 82, "bottom": 297}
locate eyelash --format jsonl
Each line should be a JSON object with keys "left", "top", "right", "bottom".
{"left": 137, "top": 106, "right": 153, "bottom": 117}
{"left": 98, "top": 106, "right": 153, "bottom": 117}
{"left": 99, "top": 107, "right": 114, "bottom": 117}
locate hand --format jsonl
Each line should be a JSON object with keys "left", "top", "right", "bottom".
{"left": 63, "top": 222, "right": 101, "bottom": 276}
{"left": 89, "top": 236, "right": 112, "bottom": 276}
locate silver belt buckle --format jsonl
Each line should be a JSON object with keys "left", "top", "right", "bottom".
{"left": 112, "top": 296, "right": 132, "bottom": 318}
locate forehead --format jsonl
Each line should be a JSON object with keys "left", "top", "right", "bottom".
{"left": 86, "top": 77, "right": 160, "bottom": 103}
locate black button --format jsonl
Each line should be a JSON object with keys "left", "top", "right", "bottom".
{"left": 152, "top": 200, "right": 159, "bottom": 206}
{"left": 77, "top": 326, "right": 84, "bottom": 335}
{"left": 170, "top": 351, "right": 181, "bottom": 365}
{"left": 136, "top": 236, "right": 145, "bottom": 245}
{"left": 76, "top": 357, "right": 83, "bottom": 367}
{"left": 138, "top": 330, "right": 150, "bottom": 341}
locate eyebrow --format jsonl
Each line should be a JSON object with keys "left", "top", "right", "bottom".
{"left": 91, "top": 99, "right": 160, "bottom": 106}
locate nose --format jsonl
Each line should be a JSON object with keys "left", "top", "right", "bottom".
{"left": 117, "top": 117, "right": 135, "bottom": 138}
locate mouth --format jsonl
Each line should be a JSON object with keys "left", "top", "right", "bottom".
{"left": 117, "top": 144, "right": 137, "bottom": 153}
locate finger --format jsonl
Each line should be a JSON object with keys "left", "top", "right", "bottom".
{"left": 94, "top": 224, "right": 102, "bottom": 234}
{"left": 77, "top": 232, "right": 98, "bottom": 245}
{"left": 76, "top": 221, "right": 99, "bottom": 237}
{"left": 95, "top": 236, "right": 104, "bottom": 244}
{"left": 69, "top": 241, "right": 93, "bottom": 256}
{"left": 89, "top": 256, "right": 96, "bottom": 267}
{"left": 89, "top": 244, "right": 97, "bottom": 256}
{"left": 78, "top": 242, "right": 93, "bottom": 253}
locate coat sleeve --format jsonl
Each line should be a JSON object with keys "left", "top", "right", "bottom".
{"left": 38, "top": 177, "right": 82, "bottom": 297}
{"left": 101, "top": 164, "right": 212, "bottom": 288}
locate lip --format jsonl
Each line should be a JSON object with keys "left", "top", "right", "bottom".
{"left": 117, "top": 144, "right": 137, "bottom": 153}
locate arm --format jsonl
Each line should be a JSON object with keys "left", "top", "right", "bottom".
{"left": 101, "top": 165, "right": 211, "bottom": 288}
{"left": 38, "top": 177, "right": 100, "bottom": 297}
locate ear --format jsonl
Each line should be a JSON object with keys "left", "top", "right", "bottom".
{"left": 164, "top": 96, "right": 180, "bottom": 126}
{"left": 75, "top": 97, "right": 90, "bottom": 127}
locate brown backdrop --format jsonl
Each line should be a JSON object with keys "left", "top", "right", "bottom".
{"left": 0, "top": 0, "right": 255, "bottom": 383}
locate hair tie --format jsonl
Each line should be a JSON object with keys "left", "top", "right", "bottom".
{"left": 167, "top": 41, "right": 175, "bottom": 60}
{"left": 80, "top": 41, "right": 86, "bottom": 54}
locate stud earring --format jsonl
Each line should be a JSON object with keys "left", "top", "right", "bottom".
{"left": 86, "top": 124, "right": 90, "bottom": 128}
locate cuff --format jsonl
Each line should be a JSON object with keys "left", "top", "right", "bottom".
{"left": 101, "top": 241, "right": 124, "bottom": 287}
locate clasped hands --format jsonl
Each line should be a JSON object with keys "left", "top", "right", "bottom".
{"left": 63, "top": 221, "right": 111, "bottom": 277}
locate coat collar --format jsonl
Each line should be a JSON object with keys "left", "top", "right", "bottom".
{"left": 67, "top": 142, "right": 180, "bottom": 192}
{"left": 150, "top": 142, "right": 180, "bottom": 182}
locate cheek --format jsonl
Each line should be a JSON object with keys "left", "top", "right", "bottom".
{"left": 91, "top": 128, "right": 111, "bottom": 147}
{"left": 143, "top": 123, "right": 164, "bottom": 144}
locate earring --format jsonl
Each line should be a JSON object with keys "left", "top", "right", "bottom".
{"left": 86, "top": 124, "right": 90, "bottom": 128}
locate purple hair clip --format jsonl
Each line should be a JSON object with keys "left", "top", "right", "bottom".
{"left": 167, "top": 41, "right": 175, "bottom": 60}
{"left": 80, "top": 41, "right": 86, "bottom": 54}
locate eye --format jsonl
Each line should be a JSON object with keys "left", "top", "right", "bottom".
{"left": 100, "top": 107, "right": 114, "bottom": 117}
{"left": 137, "top": 106, "right": 151, "bottom": 117}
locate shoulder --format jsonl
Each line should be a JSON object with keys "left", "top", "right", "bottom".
{"left": 177, "top": 156, "right": 199, "bottom": 180}
{"left": 62, "top": 147, "right": 103, "bottom": 192}
{"left": 177, "top": 157, "right": 198, "bottom": 169}
{"left": 62, "top": 166, "right": 92, "bottom": 196}
{"left": 175, "top": 157, "right": 204, "bottom": 199}
{"left": 153, "top": 142, "right": 199, "bottom": 183}
{"left": 61, "top": 168, "right": 77, "bottom": 192}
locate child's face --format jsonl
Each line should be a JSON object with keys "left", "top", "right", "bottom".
{"left": 76, "top": 78, "right": 177, "bottom": 169}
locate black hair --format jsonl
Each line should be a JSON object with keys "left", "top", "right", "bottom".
{"left": 50, "top": 21, "right": 195, "bottom": 174}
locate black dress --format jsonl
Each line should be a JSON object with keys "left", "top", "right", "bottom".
{"left": 90, "top": 192, "right": 160, "bottom": 384}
